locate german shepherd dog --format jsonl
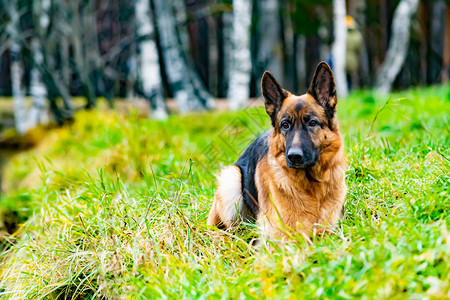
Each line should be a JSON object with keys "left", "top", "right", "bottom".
{"left": 207, "top": 62, "right": 347, "bottom": 239}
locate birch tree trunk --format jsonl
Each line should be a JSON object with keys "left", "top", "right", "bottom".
{"left": 376, "top": 0, "right": 419, "bottom": 94}
{"left": 135, "top": 0, "right": 167, "bottom": 119}
{"left": 29, "top": 0, "right": 51, "bottom": 127}
{"left": 70, "top": 0, "right": 97, "bottom": 108}
{"left": 33, "top": 0, "right": 73, "bottom": 124}
{"left": 9, "top": 41, "right": 28, "bottom": 135}
{"left": 332, "top": 0, "right": 348, "bottom": 98}
{"left": 227, "top": 0, "right": 252, "bottom": 110}
{"left": 7, "top": 1, "right": 29, "bottom": 135}
{"left": 151, "top": 0, "right": 203, "bottom": 112}
{"left": 29, "top": 39, "right": 49, "bottom": 126}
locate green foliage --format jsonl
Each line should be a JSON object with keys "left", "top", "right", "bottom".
{"left": 0, "top": 85, "right": 449, "bottom": 299}
{"left": 289, "top": 0, "right": 332, "bottom": 36}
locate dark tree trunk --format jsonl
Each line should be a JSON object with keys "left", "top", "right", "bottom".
{"left": 71, "top": 0, "right": 97, "bottom": 108}
{"left": 255, "top": 0, "right": 283, "bottom": 90}
{"left": 135, "top": 0, "right": 167, "bottom": 119}
{"left": 442, "top": 5, "right": 450, "bottom": 83}
{"left": 174, "top": 0, "right": 214, "bottom": 109}
{"left": 419, "top": 1, "right": 428, "bottom": 85}
{"left": 349, "top": 0, "right": 370, "bottom": 87}
{"left": 151, "top": 0, "right": 205, "bottom": 112}
{"left": 428, "top": 0, "right": 446, "bottom": 83}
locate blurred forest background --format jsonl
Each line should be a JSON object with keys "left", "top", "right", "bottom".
{"left": 0, "top": 2, "right": 449, "bottom": 295}
{"left": 0, "top": 0, "right": 448, "bottom": 135}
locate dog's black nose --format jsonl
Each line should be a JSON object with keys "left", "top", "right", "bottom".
{"left": 287, "top": 149, "right": 304, "bottom": 164}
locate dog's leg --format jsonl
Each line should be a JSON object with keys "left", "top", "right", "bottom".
{"left": 207, "top": 165, "right": 244, "bottom": 228}
{"left": 316, "top": 169, "right": 347, "bottom": 234}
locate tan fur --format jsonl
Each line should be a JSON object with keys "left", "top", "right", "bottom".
{"left": 255, "top": 93, "right": 346, "bottom": 238}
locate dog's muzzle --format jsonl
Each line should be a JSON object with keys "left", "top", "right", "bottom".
{"left": 286, "top": 148, "right": 318, "bottom": 169}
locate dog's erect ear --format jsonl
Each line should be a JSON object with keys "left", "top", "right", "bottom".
{"left": 262, "top": 71, "right": 287, "bottom": 126}
{"left": 308, "top": 62, "right": 338, "bottom": 118}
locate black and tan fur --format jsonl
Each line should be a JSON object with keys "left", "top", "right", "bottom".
{"left": 207, "top": 62, "right": 347, "bottom": 239}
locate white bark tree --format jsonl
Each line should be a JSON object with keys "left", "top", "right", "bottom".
{"left": 6, "top": 0, "right": 48, "bottom": 135}
{"left": 152, "top": 0, "right": 203, "bottom": 112}
{"left": 9, "top": 41, "right": 27, "bottom": 135}
{"left": 29, "top": 39, "right": 49, "bottom": 127}
{"left": 332, "top": 0, "right": 348, "bottom": 98}
{"left": 32, "top": 0, "right": 73, "bottom": 124}
{"left": 135, "top": 0, "right": 167, "bottom": 119}
{"left": 29, "top": 0, "right": 51, "bottom": 127}
{"left": 376, "top": 0, "right": 419, "bottom": 94}
{"left": 227, "top": 0, "right": 253, "bottom": 110}
{"left": 6, "top": 0, "right": 26, "bottom": 135}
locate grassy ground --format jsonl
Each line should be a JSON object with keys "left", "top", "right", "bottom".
{"left": 0, "top": 85, "right": 449, "bottom": 299}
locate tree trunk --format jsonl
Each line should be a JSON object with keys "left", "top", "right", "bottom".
{"left": 151, "top": 0, "right": 204, "bottom": 112}
{"left": 29, "top": 0, "right": 51, "bottom": 127}
{"left": 227, "top": 0, "right": 253, "bottom": 110}
{"left": 217, "top": 10, "right": 232, "bottom": 98}
{"left": 429, "top": 0, "right": 446, "bottom": 83}
{"left": 257, "top": 0, "right": 283, "bottom": 85}
{"left": 173, "top": 0, "right": 214, "bottom": 109}
{"left": 29, "top": 38, "right": 49, "bottom": 127}
{"left": 295, "top": 34, "right": 307, "bottom": 92}
{"left": 442, "top": 4, "right": 450, "bottom": 83}
{"left": 332, "top": 0, "right": 348, "bottom": 98}
{"left": 71, "top": 0, "right": 97, "bottom": 108}
{"left": 135, "top": 0, "right": 167, "bottom": 119}
{"left": 280, "top": 3, "right": 295, "bottom": 92}
{"left": 60, "top": 37, "right": 71, "bottom": 87}
{"left": 208, "top": 15, "right": 218, "bottom": 98}
{"left": 418, "top": 1, "right": 428, "bottom": 85}
{"left": 36, "top": 0, "right": 73, "bottom": 123}
{"left": 349, "top": 0, "right": 370, "bottom": 87}
{"left": 10, "top": 42, "right": 28, "bottom": 135}
{"left": 379, "top": 0, "right": 390, "bottom": 56}
{"left": 7, "top": 1, "right": 29, "bottom": 135}
{"left": 376, "top": 0, "right": 419, "bottom": 94}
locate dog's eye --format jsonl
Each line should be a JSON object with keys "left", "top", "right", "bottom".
{"left": 309, "top": 120, "right": 318, "bottom": 127}
{"left": 281, "top": 121, "right": 290, "bottom": 130}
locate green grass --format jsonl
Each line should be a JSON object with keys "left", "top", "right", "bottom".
{"left": 0, "top": 85, "right": 449, "bottom": 299}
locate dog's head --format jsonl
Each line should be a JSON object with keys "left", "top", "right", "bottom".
{"left": 262, "top": 62, "right": 341, "bottom": 169}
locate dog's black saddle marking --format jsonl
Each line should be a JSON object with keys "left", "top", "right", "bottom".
{"left": 234, "top": 129, "right": 271, "bottom": 220}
